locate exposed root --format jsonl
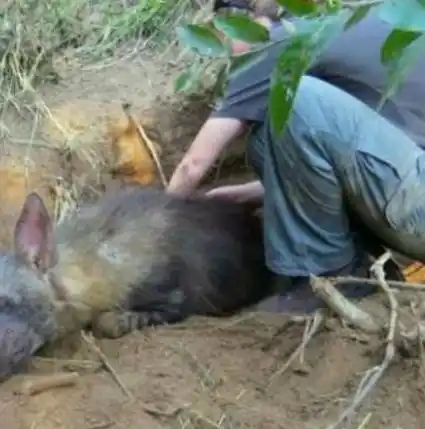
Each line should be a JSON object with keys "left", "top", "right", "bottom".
{"left": 310, "top": 275, "right": 381, "bottom": 334}
{"left": 258, "top": 252, "right": 425, "bottom": 426}
{"left": 328, "top": 275, "right": 425, "bottom": 291}
{"left": 325, "top": 251, "right": 397, "bottom": 429}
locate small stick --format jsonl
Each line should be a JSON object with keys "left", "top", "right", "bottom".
{"left": 122, "top": 103, "right": 168, "bottom": 188}
{"left": 267, "top": 309, "right": 326, "bottom": 390}
{"left": 21, "top": 372, "right": 79, "bottom": 396}
{"left": 356, "top": 412, "right": 372, "bottom": 429}
{"left": 310, "top": 275, "right": 381, "bottom": 334}
{"left": 299, "top": 314, "right": 313, "bottom": 366}
{"left": 372, "top": 252, "right": 398, "bottom": 344}
{"left": 80, "top": 331, "right": 134, "bottom": 400}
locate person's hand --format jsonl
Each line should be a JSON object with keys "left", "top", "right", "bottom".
{"left": 204, "top": 185, "right": 246, "bottom": 203}
{"left": 167, "top": 118, "right": 246, "bottom": 197}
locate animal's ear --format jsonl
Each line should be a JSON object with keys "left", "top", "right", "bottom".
{"left": 14, "top": 193, "right": 58, "bottom": 272}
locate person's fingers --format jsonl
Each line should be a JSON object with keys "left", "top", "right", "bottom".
{"left": 204, "top": 189, "right": 217, "bottom": 197}
{"left": 205, "top": 190, "right": 232, "bottom": 201}
{"left": 204, "top": 186, "right": 227, "bottom": 196}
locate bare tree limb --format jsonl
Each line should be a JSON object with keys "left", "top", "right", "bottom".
{"left": 310, "top": 275, "right": 381, "bottom": 334}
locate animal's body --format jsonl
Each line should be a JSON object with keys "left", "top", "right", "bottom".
{"left": 0, "top": 186, "right": 274, "bottom": 381}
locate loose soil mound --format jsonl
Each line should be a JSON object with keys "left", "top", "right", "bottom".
{"left": 0, "top": 52, "right": 254, "bottom": 247}
{"left": 0, "top": 108, "right": 64, "bottom": 249}
{"left": 1, "top": 301, "right": 424, "bottom": 429}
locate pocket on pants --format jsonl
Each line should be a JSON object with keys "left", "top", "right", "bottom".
{"left": 385, "top": 158, "right": 425, "bottom": 240}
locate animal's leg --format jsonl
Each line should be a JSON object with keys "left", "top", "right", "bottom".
{"left": 92, "top": 261, "right": 191, "bottom": 338}
{"left": 91, "top": 305, "right": 187, "bottom": 339}
{"left": 54, "top": 301, "right": 93, "bottom": 338}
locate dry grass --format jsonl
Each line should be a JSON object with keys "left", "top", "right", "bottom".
{"left": 0, "top": 0, "right": 200, "bottom": 94}
{"left": 0, "top": 0, "right": 221, "bottom": 225}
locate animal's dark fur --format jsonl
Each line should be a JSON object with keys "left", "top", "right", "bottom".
{"left": 0, "top": 186, "right": 275, "bottom": 380}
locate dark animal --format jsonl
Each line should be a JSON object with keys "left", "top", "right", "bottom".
{"left": 0, "top": 186, "right": 274, "bottom": 381}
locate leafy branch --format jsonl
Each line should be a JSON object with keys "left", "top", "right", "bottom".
{"left": 174, "top": 0, "right": 425, "bottom": 137}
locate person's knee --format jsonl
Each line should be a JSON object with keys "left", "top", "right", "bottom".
{"left": 290, "top": 75, "right": 335, "bottom": 120}
{"left": 286, "top": 75, "right": 372, "bottom": 151}
{"left": 267, "top": 75, "right": 346, "bottom": 162}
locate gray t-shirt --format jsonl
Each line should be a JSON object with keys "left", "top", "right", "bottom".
{"left": 211, "top": 13, "right": 425, "bottom": 148}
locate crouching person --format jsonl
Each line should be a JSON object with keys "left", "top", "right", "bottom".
{"left": 167, "top": 12, "right": 425, "bottom": 312}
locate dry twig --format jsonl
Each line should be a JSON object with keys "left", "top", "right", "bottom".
{"left": 20, "top": 372, "right": 79, "bottom": 396}
{"left": 356, "top": 412, "right": 372, "bottom": 429}
{"left": 122, "top": 103, "right": 168, "bottom": 188}
{"left": 326, "top": 251, "right": 397, "bottom": 429}
{"left": 80, "top": 331, "right": 134, "bottom": 400}
{"left": 267, "top": 309, "right": 326, "bottom": 390}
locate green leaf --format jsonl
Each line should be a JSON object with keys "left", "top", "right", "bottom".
{"left": 344, "top": 5, "right": 372, "bottom": 30}
{"left": 173, "top": 60, "right": 203, "bottom": 94}
{"left": 324, "top": 0, "right": 343, "bottom": 14}
{"left": 176, "top": 24, "right": 226, "bottom": 57}
{"left": 174, "top": 70, "right": 194, "bottom": 93}
{"left": 379, "top": 32, "right": 425, "bottom": 109}
{"left": 269, "top": 11, "right": 350, "bottom": 137}
{"left": 213, "top": 14, "right": 270, "bottom": 44}
{"left": 378, "top": 0, "right": 425, "bottom": 32}
{"left": 275, "top": 0, "right": 319, "bottom": 16}
{"left": 228, "top": 49, "right": 268, "bottom": 79}
{"left": 269, "top": 35, "right": 312, "bottom": 138}
{"left": 380, "top": 28, "right": 421, "bottom": 64}
{"left": 212, "top": 62, "right": 230, "bottom": 99}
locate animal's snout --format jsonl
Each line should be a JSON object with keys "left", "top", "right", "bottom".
{"left": 0, "top": 313, "right": 45, "bottom": 381}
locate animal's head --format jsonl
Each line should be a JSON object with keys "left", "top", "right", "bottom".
{"left": 0, "top": 192, "right": 58, "bottom": 381}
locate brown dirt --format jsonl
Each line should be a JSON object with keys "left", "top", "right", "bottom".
{"left": 1, "top": 301, "right": 425, "bottom": 429}
{"left": 1, "top": 46, "right": 424, "bottom": 429}
{"left": 0, "top": 50, "right": 251, "bottom": 242}
{"left": 0, "top": 110, "right": 64, "bottom": 249}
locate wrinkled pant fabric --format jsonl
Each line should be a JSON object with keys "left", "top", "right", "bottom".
{"left": 249, "top": 75, "right": 423, "bottom": 313}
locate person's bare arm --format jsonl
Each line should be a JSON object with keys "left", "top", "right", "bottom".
{"left": 167, "top": 117, "right": 248, "bottom": 197}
